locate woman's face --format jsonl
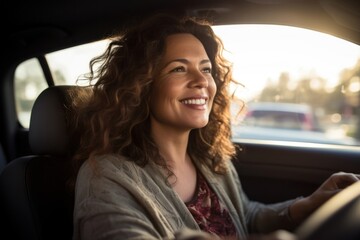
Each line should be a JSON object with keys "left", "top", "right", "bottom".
{"left": 150, "top": 33, "right": 217, "bottom": 132}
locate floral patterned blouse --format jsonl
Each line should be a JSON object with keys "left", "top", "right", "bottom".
{"left": 185, "top": 171, "right": 237, "bottom": 237}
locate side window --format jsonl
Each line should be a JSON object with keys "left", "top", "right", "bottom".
{"left": 13, "top": 40, "right": 109, "bottom": 128}
{"left": 213, "top": 25, "right": 360, "bottom": 146}
{"left": 46, "top": 40, "right": 110, "bottom": 85}
{"left": 14, "top": 58, "right": 48, "bottom": 128}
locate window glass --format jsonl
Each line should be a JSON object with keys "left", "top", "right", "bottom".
{"left": 212, "top": 25, "right": 360, "bottom": 146}
{"left": 14, "top": 41, "right": 110, "bottom": 128}
{"left": 46, "top": 40, "right": 110, "bottom": 85}
{"left": 14, "top": 58, "right": 48, "bottom": 128}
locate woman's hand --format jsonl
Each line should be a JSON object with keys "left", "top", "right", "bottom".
{"left": 309, "top": 172, "right": 360, "bottom": 204}
{"left": 289, "top": 172, "right": 360, "bottom": 224}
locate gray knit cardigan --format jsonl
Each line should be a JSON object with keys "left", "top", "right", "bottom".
{"left": 73, "top": 154, "right": 298, "bottom": 240}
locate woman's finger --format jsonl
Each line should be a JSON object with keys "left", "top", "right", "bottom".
{"left": 331, "top": 172, "right": 360, "bottom": 189}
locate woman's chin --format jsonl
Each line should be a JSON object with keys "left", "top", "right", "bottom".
{"left": 188, "top": 121, "right": 209, "bottom": 130}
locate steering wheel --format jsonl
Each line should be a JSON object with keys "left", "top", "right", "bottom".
{"left": 295, "top": 180, "right": 360, "bottom": 240}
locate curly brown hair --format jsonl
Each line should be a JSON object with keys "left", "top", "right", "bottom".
{"left": 72, "top": 13, "right": 237, "bottom": 180}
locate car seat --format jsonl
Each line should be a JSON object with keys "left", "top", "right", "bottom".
{"left": 0, "top": 85, "right": 81, "bottom": 240}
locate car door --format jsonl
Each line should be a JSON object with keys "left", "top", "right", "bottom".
{"left": 232, "top": 140, "right": 360, "bottom": 204}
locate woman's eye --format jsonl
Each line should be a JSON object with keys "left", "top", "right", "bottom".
{"left": 202, "top": 67, "right": 212, "bottom": 73}
{"left": 171, "top": 66, "right": 185, "bottom": 73}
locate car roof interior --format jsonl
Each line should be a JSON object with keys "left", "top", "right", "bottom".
{"left": 2, "top": 0, "right": 360, "bottom": 63}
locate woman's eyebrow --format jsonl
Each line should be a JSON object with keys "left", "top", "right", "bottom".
{"left": 200, "top": 59, "right": 211, "bottom": 65}
{"left": 164, "top": 58, "right": 211, "bottom": 67}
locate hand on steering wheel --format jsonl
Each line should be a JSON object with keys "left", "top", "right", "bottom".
{"left": 288, "top": 172, "right": 360, "bottom": 224}
{"left": 295, "top": 178, "right": 360, "bottom": 240}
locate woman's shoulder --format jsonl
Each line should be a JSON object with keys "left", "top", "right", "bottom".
{"left": 96, "top": 153, "right": 137, "bottom": 170}
{"left": 78, "top": 154, "right": 150, "bottom": 183}
{"left": 75, "top": 154, "right": 170, "bottom": 205}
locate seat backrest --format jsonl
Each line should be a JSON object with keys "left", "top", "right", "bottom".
{"left": 0, "top": 85, "right": 80, "bottom": 240}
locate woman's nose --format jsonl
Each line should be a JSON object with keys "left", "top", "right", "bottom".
{"left": 189, "top": 70, "right": 208, "bottom": 88}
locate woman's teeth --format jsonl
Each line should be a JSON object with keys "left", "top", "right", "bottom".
{"left": 181, "top": 99, "right": 206, "bottom": 105}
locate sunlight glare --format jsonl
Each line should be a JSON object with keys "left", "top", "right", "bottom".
{"left": 212, "top": 24, "right": 360, "bottom": 101}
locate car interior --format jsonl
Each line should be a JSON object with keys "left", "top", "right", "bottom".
{"left": 1, "top": 0, "right": 360, "bottom": 240}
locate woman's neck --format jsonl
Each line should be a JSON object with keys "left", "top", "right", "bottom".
{"left": 150, "top": 123, "right": 191, "bottom": 167}
{"left": 150, "top": 123, "right": 197, "bottom": 201}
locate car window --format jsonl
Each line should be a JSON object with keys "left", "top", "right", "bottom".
{"left": 212, "top": 25, "right": 360, "bottom": 146}
{"left": 14, "top": 58, "right": 48, "bottom": 128}
{"left": 14, "top": 40, "right": 110, "bottom": 128}
{"left": 46, "top": 40, "right": 110, "bottom": 85}
{"left": 14, "top": 24, "right": 360, "bottom": 146}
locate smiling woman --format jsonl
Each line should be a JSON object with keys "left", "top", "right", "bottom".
{"left": 65, "top": 13, "right": 360, "bottom": 240}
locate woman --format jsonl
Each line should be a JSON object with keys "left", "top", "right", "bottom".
{"left": 71, "top": 13, "right": 359, "bottom": 240}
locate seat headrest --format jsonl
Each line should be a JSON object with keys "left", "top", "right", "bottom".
{"left": 29, "top": 85, "right": 78, "bottom": 156}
